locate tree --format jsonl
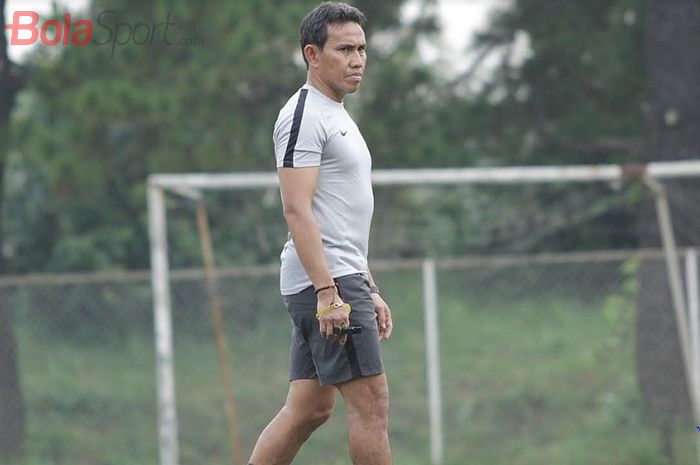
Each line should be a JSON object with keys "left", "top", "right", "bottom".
{"left": 385, "top": 0, "right": 650, "bottom": 258}
{"left": 635, "top": 0, "right": 700, "bottom": 461}
{"left": 9, "top": 0, "right": 427, "bottom": 271}
{"left": 0, "top": 0, "right": 26, "bottom": 459}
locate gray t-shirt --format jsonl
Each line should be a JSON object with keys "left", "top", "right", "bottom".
{"left": 274, "top": 84, "right": 374, "bottom": 295}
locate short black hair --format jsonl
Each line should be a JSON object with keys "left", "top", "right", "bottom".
{"left": 299, "top": 2, "right": 366, "bottom": 67}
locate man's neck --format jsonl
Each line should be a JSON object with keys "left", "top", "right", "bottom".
{"left": 306, "top": 74, "right": 344, "bottom": 103}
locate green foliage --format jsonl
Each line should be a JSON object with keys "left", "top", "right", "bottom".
{"left": 363, "top": 0, "right": 650, "bottom": 258}
{"left": 394, "top": 0, "right": 649, "bottom": 256}
{"left": 5, "top": 0, "right": 654, "bottom": 272}
{"left": 6, "top": 0, "right": 430, "bottom": 273}
{"left": 465, "top": 0, "right": 646, "bottom": 165}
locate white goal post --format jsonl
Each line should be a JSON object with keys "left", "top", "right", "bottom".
{"left": 148, "top": 160, "right": 700, "bottom": 465}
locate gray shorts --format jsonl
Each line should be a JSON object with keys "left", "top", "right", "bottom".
{"left": 283, "top": 273, "right": 385, "bottom": 386}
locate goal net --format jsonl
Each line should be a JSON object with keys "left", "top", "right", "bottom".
{"left": 148, "top": 160, "right": 700, "bottom": 465}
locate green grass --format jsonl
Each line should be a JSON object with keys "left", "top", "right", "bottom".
{"left": 11, "top": 271, "right": 697, "bottom": 465}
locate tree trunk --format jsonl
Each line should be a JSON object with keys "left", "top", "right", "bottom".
{"left": 636, "top": 0, "right": 700, "bottom": 461}
{"left": 0, "top": 0, "right": 25, "bottom": 459}
{"left": 0, "top": 296, "right": 24, "bottom": 459}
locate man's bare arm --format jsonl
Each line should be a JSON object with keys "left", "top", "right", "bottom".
{"left": 278, "top": 166, "right": 350, "bottom": 343}
{"left": 278, "top": 166, "right": 334, "bottom": 290}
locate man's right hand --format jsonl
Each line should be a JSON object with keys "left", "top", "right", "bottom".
{"left": 316, "top": 287, "right": 350, "bottom": 345}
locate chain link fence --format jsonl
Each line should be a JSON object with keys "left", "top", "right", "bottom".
{"left": 1, "top": 250, "right": 697, "bottom": 465}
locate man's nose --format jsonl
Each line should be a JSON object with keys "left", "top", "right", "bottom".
{"left": 349, "top": 51, "right": 364, "bottom": 67}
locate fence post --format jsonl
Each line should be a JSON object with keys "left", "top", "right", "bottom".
{"left": 422, "top": 259, "right": 444, "bottom": 465}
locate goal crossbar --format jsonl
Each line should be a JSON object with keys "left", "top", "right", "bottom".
{"left": 149, "top": 160, "right": 700, "bottom": 191}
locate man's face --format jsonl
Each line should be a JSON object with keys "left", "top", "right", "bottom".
{"left": 312, "top": 21, "right": 366, "bottom": 101}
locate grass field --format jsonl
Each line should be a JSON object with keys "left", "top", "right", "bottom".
{"left": 12, "top": 269, "right": 696, "bottom": 465}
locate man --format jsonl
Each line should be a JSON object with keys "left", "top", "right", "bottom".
{"left": 247, "top": 3, "right": 393, "bottom": 465}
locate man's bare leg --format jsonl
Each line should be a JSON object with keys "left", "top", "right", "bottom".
{"left": 248, "top": 378, "right": 336, "bottom": 465}
{"left": 337, "top": 373, "right": 392, "bottom": 465}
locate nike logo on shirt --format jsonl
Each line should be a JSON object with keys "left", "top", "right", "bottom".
{"left": 340, "top": 129, "right": 348, "bottom": 136}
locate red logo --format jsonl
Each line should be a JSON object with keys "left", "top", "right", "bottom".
{"left": 4, "top": 11, "right": 93, "bottom": 46}
{"left": 5, "top": 10, "right": 202, "bottom": 59}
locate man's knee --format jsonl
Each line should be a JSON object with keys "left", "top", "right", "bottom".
{"left": 305, "top": 402, "right": 334, "bottom": 429}
{"left": 286, "top": 396, "right": 334, "bottom": 431}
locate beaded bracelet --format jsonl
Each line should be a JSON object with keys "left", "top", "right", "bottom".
{"left": 316, "top": 302, "right": 352, "bottom": 320}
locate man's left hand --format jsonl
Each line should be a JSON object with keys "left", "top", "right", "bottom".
{"left": 371, "top": 293, "right": 393, "bottom": 341}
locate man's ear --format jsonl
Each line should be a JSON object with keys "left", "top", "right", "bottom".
{"left": 304, "top": 44, "right": 321, "bottom": 68}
